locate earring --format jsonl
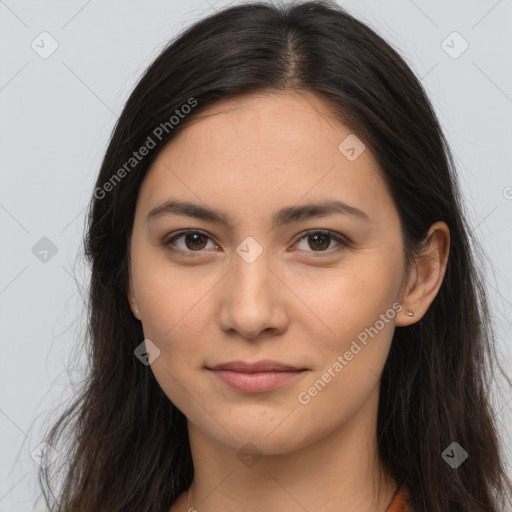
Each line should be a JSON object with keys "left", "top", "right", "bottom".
{"left": 406, "top": 309, "right": 414, "bottom": 317}
{"left": 130, "top": 297, "right": 139, "bottom": 315}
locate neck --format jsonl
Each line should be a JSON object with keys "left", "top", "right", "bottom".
{"left": 172, "top": 386, "right": 396, "bottom": 512}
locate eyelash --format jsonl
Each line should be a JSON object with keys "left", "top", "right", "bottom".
{"left": 163, "top": 229, "right": 350, "bottom": 258}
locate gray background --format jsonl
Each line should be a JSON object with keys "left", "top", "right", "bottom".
{"left": 1, "top": 0, "right": 511, "bottom": 509}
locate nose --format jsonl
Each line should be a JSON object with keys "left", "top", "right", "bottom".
{"left": 218, "top": 252, "right": 289, "bottom": 340}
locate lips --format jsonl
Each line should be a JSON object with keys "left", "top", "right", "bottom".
{"left": 207, "top": 360, "right": 308, "bottom": 393}
{"left": 207, "top": 359, "right": 305, "bottom": 373}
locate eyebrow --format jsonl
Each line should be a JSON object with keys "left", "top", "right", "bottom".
{"left": 145, "top": 198, "right": 370, "bottom": 229}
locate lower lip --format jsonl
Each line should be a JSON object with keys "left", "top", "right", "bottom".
{"left": 209, "top": 369, "right": 306, "bottom": 392}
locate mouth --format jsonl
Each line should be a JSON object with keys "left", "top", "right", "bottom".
{"left": 206, "top": 360, "right": 308, "bottom": 393}
{"left": 207, "top": 359, "right": 306, "bottom": 373}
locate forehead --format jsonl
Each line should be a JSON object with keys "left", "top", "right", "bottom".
{"left": 136, "top": 90, "right": 394, "bottom": 226}
{"left": 173, "top": 90, "right": 353, "bottom": 155}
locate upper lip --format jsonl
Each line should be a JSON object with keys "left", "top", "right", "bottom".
{"left": 207, "top": 360, "right": 305, "bottom": 372}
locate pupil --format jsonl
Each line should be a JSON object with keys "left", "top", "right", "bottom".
{"left": 186, "top": 233, "right": 206, "bottom": 250}
{"left": 310, "top": 233, "right": 329, "bottom": 251}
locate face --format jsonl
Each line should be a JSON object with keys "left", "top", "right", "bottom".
{"left": 127, "top": 90, "right": 409, "bottom": 455}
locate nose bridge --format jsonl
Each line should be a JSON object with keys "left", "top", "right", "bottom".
{"left": 231, "top": 241, "right": 275, "bottom": 307}
{"left": 219, "top": 238, "right": 287, "bottom": 338}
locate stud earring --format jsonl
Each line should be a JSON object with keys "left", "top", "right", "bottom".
{"left": 130, "top": 297, "right": 139, "bottom": 315}
{"left": 406, "top": 309, "right": 414, "bottom": 317}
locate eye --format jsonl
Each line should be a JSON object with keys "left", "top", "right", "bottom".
{"left": 292, "top": 229, "right": 349, "bottom": 255}
{"left": 163, "top": 229, "right": 349, "bottom": 258}
{"left": 164, "top": 229, "right": 218, "bottom": 257}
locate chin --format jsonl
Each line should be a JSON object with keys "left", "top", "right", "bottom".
{"left": 227, "top": 431, "right": 303, "bottom": 456}
{"left": 201, "top": 413, "right": 311, "bottom": 456}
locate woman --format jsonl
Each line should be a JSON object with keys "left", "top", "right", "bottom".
{"left": 38, "top": 1, "right": 511, "bottom": 511}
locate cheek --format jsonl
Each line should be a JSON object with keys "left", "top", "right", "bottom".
{"left": 133, "top": 241, "right": 219, "bottom": 340}
{"left": 139, "top": 302, "right": 209, "bottom": 422}
{"left": 137, "top": 280, "right": 213, "bottom": 372}
{"left": 293, "top": 274, "right": 400, "bottom": 442}
{"left": 296, "top": 246, "right": 403, "bottom": 345}
{"left": 129, "top": 251, "right": 213, "bottom": 398}
{"left": 294, "top": 249, "right": 402, "bottom": 400}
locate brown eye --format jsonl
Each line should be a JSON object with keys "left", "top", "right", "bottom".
{"left": 164, "top": 230, "right": 217, "bottom": 256}
{"left": 182, "top": 232, "right": 208, "bottom": 250}
{"left": 307, "top": 232, "right": 330, "bottom": 251}
{"left": 294, "top": 230, "right": 348, "bottom": 254}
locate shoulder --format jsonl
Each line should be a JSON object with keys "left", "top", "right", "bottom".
{"left": 386, "top": 485, "right": 413, "bottom": 512}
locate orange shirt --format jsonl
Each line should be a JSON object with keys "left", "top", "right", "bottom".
{"left": 386, "top": 486, "right": 412, "bottom": 512}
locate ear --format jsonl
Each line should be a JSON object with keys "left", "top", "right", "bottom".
{"left": 396, "top": 221, "right": 450, "bottom": 326}
{"left": 126, "top": 266, "right": 141, "bottom": 321}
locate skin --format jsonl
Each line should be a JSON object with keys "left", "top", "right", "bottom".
{"left": 126, "top": 90, "right": 450, "bottom": 512}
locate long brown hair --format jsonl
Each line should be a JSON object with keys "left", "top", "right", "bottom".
{"left": 37, "top": 1, "right": 512, "bottom": 510}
